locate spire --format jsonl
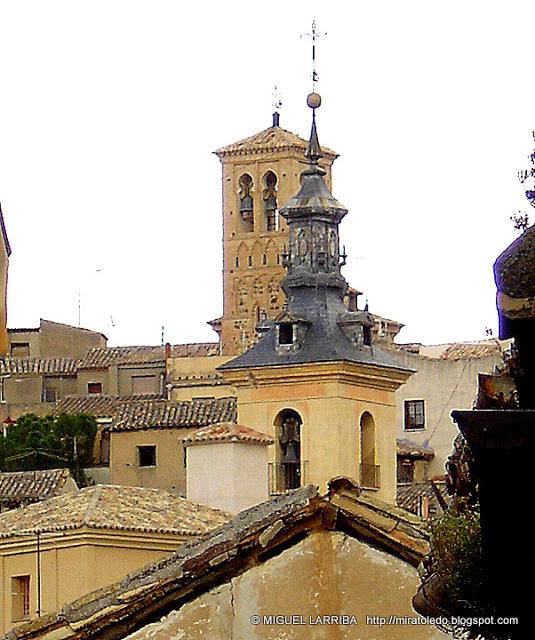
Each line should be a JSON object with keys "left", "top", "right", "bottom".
{"left": 305, "top": 93, "right": 322, "bottom": 164}
{"left": 280, "top": 94, "right": 347, "bottom": 221}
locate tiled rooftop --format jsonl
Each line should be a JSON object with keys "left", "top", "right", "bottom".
{"left": 395, "top": 339, "right": 511, "bottom": 361}
{"left": 397, "top": 438, "right": 435, "bottom": 460}
{"left": 112, "top": 397, "right": 237, "bottom": 431}
{"left": 397, "top": 481, "right": 450, "bottom": 516}
{"left": 0, "top": 469, "right": 76, "bottom": 503}
{"left": 52, "top": 395, "right": 237, "bottom": 432}
{"left": 51, "top": 394, "right": 163, "bottom": 418}
{"left": 0, "top": 357, "right": 81, "bottom": 375}
{"left": 215, "top": 125, "right": 337, "bottom": 158}
{"left": 79, "top": 343, "right": 219, "bottom": 369}
{"left": 5, "top": 478, "right": 429, "bottom": 640}
{"left": 183, "top": 422, "right": 274, "bottom": 446}
{"left": 0, "top": 485, "right": 229, "bottom": 539}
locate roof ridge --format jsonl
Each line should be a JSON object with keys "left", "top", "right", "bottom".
{"left": 83, "top": 485, "right": 103, "bottom": 525}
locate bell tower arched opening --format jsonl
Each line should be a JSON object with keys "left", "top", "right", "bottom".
{"left": 263, "top": 171, "right": 278, "bottom": 232}
{"left": 274, "top": 408, "right": 302, "bottom": 491}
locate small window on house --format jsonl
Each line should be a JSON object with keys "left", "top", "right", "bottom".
{"left": 262, "top": 254, "right": 267, "bottom": 265}
{"left": 248, "top": 255, "right": 252, "bottom": 267}
{"left": 404, "top": 400, "right": 425, "bottom": 430}
{"left": 138, "top": 445, "right": 156, "bottom": 467}
{"left": 235, "top": 256, "right": 239, "bottom": 268}
{"left": 11, "top": 343, "right": 30, "bottom": 357}
{"left": 87, "top": 382, "right": 102, "bottom": 395}
{"left": 363, "top": 325, "right": 372, "bottom": 346}
{"left": 279, "top": 323, "right": 294, "bottom": 345}
{"left": 397, "top": 458, "right": 414, "bottom": 484}
{"left": 11, "top": 575, "right": 30, "bottom": 622}
{"left": 44, "top": 388, "right": 57, "bottom": 403}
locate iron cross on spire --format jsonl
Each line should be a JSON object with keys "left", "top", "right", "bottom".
{"left": 301, "top": 20, "right": 327, "bottom": 92}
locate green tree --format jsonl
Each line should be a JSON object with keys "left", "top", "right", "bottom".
{"left": 0, "top": 413, "right": 97, "bottom": 486}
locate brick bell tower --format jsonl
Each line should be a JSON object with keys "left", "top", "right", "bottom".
{"left": 212, "top": 111, "right": 338, "bottom": 356}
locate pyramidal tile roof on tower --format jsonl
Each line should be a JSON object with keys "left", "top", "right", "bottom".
{"left": 182, "top": 422, "right": 273, "bottom": 446}
{"left": 0, "top": 485, "right": 230, "bottom": 538}
{"left": 215, "top": 124, "right": 338, "bottom": 158}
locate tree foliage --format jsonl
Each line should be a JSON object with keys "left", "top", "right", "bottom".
{"left": 0, "top": 413, "right": 97, "bottom": 486}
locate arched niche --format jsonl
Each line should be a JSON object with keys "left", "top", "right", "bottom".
{"left": 274, "top": 408, "right": 303, "bottom": 491}
{"left": 359, "top": 411, "right": 378, "bottom": 488}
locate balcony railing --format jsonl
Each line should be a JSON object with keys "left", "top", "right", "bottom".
{"left": 360, "top": 463, "right": 381, "bottom": 489}
{"left": 268, "top": 461, "right": 309, "bottom": 495}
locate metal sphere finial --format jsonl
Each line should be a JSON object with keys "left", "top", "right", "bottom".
{"left": 307, "top": 92, "right": 321, "bottom": 109}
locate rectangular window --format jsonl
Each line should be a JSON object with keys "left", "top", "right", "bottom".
{"left": 11, "top": 343, "right": 30, "bottom": 357}
{"left": 138, "top": 445, "right": 156, "bottom": 467}
{"left": 11, "top": 575, "right": 30, "bottom": 621}
{"left": 397, "top": 459, "right": 414, "bottom": 484}
{"left": 87, "top": 382, "right": 102, "bottom": 394}
{"left": 404, "top": 400, "right": 425, "bottom": 430}
{"left": 44, "top": 388, "right": 57, "bottom": 403}
{"left": 278, "top": 323, "right": 294, "bottom": 345}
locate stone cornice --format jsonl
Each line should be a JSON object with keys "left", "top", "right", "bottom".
{"left": 220, "top": 360, "right": 412, "bottom": 392}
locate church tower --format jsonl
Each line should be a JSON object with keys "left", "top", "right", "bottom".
{"left": 219, "top": 96, "right": 413, "bottom": 502}
{"left": 213, "top": 113, "right": 338, "bottom": 356}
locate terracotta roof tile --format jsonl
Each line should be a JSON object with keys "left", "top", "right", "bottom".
{"left": 0, "top": 357, "right": 81, "bottom": 375}
{"left": 79, "top": 343, "right": 219, "bottom": 369}
{"left": 51, "top": 394, "right": 162, "bottom": 418}
{"left": 4, "top": 479, "right": 430, "bottom": 640}
{"left": 111, "top": 397, "right": 237, "bottom": 432}
{"left": 52, "top": 395, "right": 237, "bottom": 432}
{"left": 397, "top": 481, "right": 450, "bottom": 516}
{"left": 397, "top": 438, "right": 435, "bottom": 460}
{"left": 183, "top": 422, "right": 274, "bottom": 446}
{"left": 0, "top": 469, "right": 76, "bottom": 503}
{"left": 0, "top": 485, "right": 229, "bottom": 538}
{"left": 215, "top": 125, "right": 337, "bottom": 158}
{"left": 394, "top": 339, "right": 511, "bottom": 361}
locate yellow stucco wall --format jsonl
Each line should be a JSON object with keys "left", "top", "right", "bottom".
{"left": 0, "top": 529, "right": 187, "bottom": 634}
{"left": 125, "top": 531, "right": 449, "bottom": 640}
{"left": 167, "top": 355, "right": 235, "bottom": 401}
{"left": 223, "top": 362, "right": 410, "bottom": 503}
{"left": 110, "top": 428, "right": 196, "bottom": 494}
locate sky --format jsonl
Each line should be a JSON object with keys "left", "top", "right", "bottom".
{"left": 0, "top": 0, "right": 533, "bottom": 347}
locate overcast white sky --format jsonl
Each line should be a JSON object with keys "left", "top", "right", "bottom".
{"left": 0, "top": 1, "right": 532, "bottom": 347}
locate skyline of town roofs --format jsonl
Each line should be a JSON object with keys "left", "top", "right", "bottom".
{"left": 0, "top": 2, "right": 533, "bottom": 347}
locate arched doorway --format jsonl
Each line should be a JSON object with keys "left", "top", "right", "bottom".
{"left": 360, "top": 412, "right": 378, "bottom": 488}
{"left": 274, "top": 409, "right": 302, "bottom": 491}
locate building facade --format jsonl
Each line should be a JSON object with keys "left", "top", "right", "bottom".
{"left": 0, "top": 485, "right": 228, "bottom": 634}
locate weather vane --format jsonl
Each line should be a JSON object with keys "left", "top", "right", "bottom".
{"left": 301, "top": 20, "right": 327, "bottom": 92}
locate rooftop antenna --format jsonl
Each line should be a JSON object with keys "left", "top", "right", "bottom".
{"left": 300, "top": 19, "right": 327, "bottom": 93}
{"left": 272, "top": 85, "right": 282, "bottom": 127}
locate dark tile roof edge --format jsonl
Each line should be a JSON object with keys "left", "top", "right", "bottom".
{"left": 3, "top": 479, "right": 430, "bottom": 640}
